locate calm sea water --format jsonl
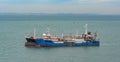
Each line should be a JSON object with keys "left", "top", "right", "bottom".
{"left": 0, "top": 16, "right": 120, "bottom": 62}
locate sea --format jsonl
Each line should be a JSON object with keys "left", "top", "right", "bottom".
{"left": 0, "top": 14, "right": 120, "bottom": 62}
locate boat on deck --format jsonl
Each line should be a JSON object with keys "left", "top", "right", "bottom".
{"left": 25, "top": 24, "right": 100, "bottom": 47}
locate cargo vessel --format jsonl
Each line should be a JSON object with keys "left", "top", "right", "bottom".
{"left": 25, "top": 24, "right": 100, "bottom": 47}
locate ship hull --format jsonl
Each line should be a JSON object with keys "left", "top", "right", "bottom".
{"left": 25, "top": 38, "right": 100, "bottom": 47}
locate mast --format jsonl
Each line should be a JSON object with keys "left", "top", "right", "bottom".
{"left": 94, "top": 31, "right": 98, "bottom": 40}
{"left": 84, "top": 24, "right": 88, "bottom": 34}
{"left": 62, "top": 29, "right": 64, "bottom": 38}
{"left": 33, "top": 27, "right": 36, "bottom": 39}
{"left": 47, "top": 25, "right": 50, "bottom": 36}
{"left": 76, "top": 30, "right": 78, "bottom": 36}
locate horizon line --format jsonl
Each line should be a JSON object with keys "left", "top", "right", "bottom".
{"left": 0, "top": 13, "right": 120, "bottom": 16}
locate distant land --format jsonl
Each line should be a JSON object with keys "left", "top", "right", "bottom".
{"left": 0, "top": 13, "right": 120, "bottom": 21}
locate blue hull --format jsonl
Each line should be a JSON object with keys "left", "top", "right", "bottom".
{"left": 26, "top": 38, "right": 100, "bottom": 47}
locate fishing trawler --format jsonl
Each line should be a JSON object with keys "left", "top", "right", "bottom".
{"left": 25, "top": 24, "right": 100, "bottom": 47}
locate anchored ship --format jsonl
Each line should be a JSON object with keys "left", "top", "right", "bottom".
{"left": 25, "top": 24, "right": 100, "bottom": 47}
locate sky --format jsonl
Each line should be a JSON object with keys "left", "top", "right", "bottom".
{"left": 0, "top": 0, "right": 120, "bottom": 15}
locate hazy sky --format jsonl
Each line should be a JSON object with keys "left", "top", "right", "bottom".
{"left": 0, "top": 0, "right": 120, "bottom": 14}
